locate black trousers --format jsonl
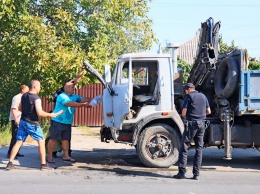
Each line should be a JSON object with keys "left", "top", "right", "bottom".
{"left": 178, "top": 120, "right": 209, "bottom": 176}
{"left": 8, "top": 120, "right": 18, "bottom": 155}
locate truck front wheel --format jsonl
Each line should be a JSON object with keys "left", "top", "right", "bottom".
{"left": 136, "top": 124, "right": 180, "bottom": 168}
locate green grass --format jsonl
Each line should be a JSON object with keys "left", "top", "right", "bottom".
{"left": 0, "top": 123, "right": 11, "bottom": 146}
{"left": 0, "top": 119, "right": 51, "bottom": 146}
{"left": 40, "top": 119, "right": 51, "bottom": 135}
{"left": 0, "top": 121, "right": 99, "bottom": 145}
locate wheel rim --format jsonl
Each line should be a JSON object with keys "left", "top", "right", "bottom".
{"left": 145, "top": 133, "right": 173, "bottom": 160}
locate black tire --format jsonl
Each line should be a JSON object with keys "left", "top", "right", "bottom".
{"left": 136, "top": 123, "right": 180, "bottom": 168}
{"left": 214, "top": 57, "right": 239, "bottom": 98}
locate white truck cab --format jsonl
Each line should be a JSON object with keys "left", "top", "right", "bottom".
{"left": 84, "top": 53, "right": 184, "bottom": 168}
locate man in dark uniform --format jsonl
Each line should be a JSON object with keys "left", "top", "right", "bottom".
{"left": 173, "top": 83, "right": 211, "bottom": 180}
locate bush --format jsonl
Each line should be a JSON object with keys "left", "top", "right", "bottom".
{"left": 178, "top": 57, "right": 192, "bottom": 83}
{"left": 0, "top": 111, "right": 10, "bottom": 128}
{"left": 0, "top": 123, "right": 11, "bottom": 146}
{"left": 248, "top": 58, "right": 260, "bottom": 70}
{"left": 40, "top": 118, "right": 51, "bottom": 136}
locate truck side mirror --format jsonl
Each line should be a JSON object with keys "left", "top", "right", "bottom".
{"left": 104, "top": 64, "right": 111, "bottom": 83}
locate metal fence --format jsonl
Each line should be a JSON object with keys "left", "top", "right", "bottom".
{"left": 42, "top": 83, "right": 104, "bottom": 127}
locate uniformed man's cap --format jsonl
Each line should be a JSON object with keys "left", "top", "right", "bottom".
{"left": 183, "top": 83, "right": 195, "bottom": 90}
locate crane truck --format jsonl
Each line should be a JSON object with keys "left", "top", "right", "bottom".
{"left": 83, "top": 17, "right": 260, "bottom": 168}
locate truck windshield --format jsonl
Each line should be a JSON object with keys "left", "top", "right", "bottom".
{"left": 115, "top": 60, "right": 157, "bottom": 89}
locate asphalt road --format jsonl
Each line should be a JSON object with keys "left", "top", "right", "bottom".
{"left": 1, "top": 127, "right": 260, "bottom": 172}
{"left": 1, "top": 127, "right": 260, "bottom": 194}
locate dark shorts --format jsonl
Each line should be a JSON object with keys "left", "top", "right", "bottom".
{"left": 49, "top": 120, "right": 72, "bottom": 141}
{"left": 17, "top": 120, "right": 44, "bottom": 141}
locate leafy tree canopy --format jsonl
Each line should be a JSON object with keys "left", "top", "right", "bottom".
{"left": 248, "top": 58, "right": 260, "bottom": 70}
{"left": 219, "top": 34, "right": 236, "bottom": 54}
{"left": 177, "top": 56, "right": 191, "bottom": 83}
{"left": 0, "top": 0, "right": 156, "bottom": 124}
{"left": 219, "top": 34, "right": 260, "bottom": 70}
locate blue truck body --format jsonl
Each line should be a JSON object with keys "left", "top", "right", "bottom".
{"left": 239, "top": 70, "right": 260, "bottom": 115}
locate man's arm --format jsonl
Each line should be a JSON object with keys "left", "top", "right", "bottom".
{"left": 81, "top": 97, "right": 92, "bottom": 103}
{"left": 64, "top": 101, "right": 90, "bottom": 108}
{"left": 73, "top": 67, "right": 85, "bottom": 84}
{"left": 82, "top": 95, "right": 102, "bottom": 107}
{"left": 18, "top": 102, "right": 22, "bottom": 112}
{"left": 11, "top": 108, "right": 20, "bottom": 125}
{"left": 182, "top": 108, "right": 187, "bottom": 119}
{"left": 35, "top": 99, "right": 62, "bottom": 118}
{"left": 206, "top": 107, "right": 211, "bottom": 115}
{"left": 205, "top": 99, "right": 211, "bottom": 115}
{"left": 65, "top": 96, "right": 100, "bottom": 108}
{"left": 11, "top": 96, "right": 21, "bottom": 125}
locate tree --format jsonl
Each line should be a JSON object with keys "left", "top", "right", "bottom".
{"left": 219, "top": 34, "right": 236, "bottom": 54}
{"left": 0, "top": 0, "right": 156, "bottom": 125}
{"left": 177, "top": 57, "right": 191, "bottom": 83}
{"left": 219, "top": 35, "right": 260, "bottom": 70}
{"left": 248, "top": 58, "right": 260, "bottom": 70}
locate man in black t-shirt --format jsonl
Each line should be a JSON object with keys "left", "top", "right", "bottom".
{"left": 6, "top": 80, "right": 63, "bottom": 170}
{"left": 173, "top": 83, "right": 211, "bottom": 180}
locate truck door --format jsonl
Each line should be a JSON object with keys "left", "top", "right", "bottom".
{"left": 112, "top": 58, "right": 133, "bottom": 129}
{"left": 102, "top": 87, "right": 113, "bottom": 127}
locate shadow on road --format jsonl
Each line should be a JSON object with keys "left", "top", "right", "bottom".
{"left": 77, "top": 165, "right": 172, "bottom": 179}
{"left": 1, "top": 144, "right": 260, "bottom": 171}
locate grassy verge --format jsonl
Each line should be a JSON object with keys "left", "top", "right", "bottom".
{"left": 0, "top": 121, "right": 99, "bottom": 145}
{"left": 0, "top": 123, "right": 11, "bottom": 146}
{"left": 0, "top": 119, "right": 51, "bottom": 145}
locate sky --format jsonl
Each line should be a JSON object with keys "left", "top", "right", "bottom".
{"left": 147, "top": 0, "right": 260, "bottom": 58}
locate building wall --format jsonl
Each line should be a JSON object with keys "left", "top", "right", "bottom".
{"left": 177, "top": 32, "right": 200, "bottom": 65}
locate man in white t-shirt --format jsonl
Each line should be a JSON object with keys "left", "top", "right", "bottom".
{"left": 7, "top": 85, "right": 29, "bottom": 158}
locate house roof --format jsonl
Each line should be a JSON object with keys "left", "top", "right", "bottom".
{"left": 176, "top": 32, "right": 200, "bottom": 65}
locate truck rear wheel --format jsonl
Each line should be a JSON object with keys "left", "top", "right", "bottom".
{"left": 136, "top": 123, "right": 180, "bottom": 168}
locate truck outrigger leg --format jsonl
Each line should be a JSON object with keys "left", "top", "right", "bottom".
{"left": 221, "top": 110, "right": 232, "bottom": 160}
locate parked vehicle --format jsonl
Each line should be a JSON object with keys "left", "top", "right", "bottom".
{"left": 83, "top": 18, "right": 260, "bottom": 168}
